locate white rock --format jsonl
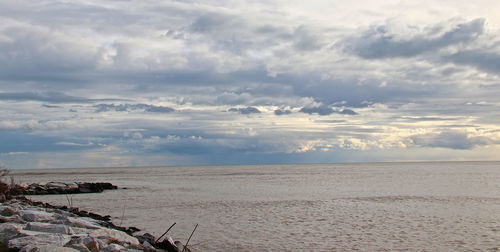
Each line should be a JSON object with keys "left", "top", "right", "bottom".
{"left": 87, "top": 227, "right": 140, "bottom": 247}
{"left": 26, "top": 222, "right": 74, "bottom": 235}
{"left": 0, "top": 223, "right": 22, "bottom": 243}
{"left": 64, "top": 216, "right": 102, "bottom": 229}
{"left": 8, "top": 233, "right": 72, "bottom": 250}
{"left": 19, "top": 209, "right": 55, "bottom": 222}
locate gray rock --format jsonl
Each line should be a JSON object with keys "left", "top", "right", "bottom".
{"left": 19, "top": 210, "right": 55, "bottom": 222}
{"left": 0, "top": 205, "right": 17, "bottom": 216}
{"left": 26, "top": 222, "right": 74, "bottom": 235}
{"left": 142, "top": 241, "right": 159, "bottom": 252}
{"left": 101, "top": 243, "right": 125, "bottom": 252}
{"left": 8, "top": 233, "right": 72, "bottom": 250}
{"left": 20, "top": 245, "right": 80, "bottom": 252}
{"left": 65, "top": 243, "right": 90, "bottom": 252}
{"left": 0, "top": 223, "right": 22, "bottom": 243}
{"left": 0, "top": 214, "right": 26, "bottom": 224}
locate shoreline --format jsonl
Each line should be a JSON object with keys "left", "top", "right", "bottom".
{"left": 0, "top": 180, "right": 192, "bottom": 252}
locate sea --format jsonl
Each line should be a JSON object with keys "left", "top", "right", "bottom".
{"left": 11, "top": 161, "right": 500, "bottom": 251}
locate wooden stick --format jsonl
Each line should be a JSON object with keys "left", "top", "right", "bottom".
{"left": 183, "top": 224, "right": 198, "bottom": 252}
{"left": 155, "top": 222, "right": 176, "bottom": 243}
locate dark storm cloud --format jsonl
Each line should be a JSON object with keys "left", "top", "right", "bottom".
{"left": 0, "top": 91, "right": 117, "bottom": 103}
{"left": 410, "top": 131, "right": 492, "bottom": 150}
{"left": 344, "top": 18, "right": 485, "bottom": 59}
{"left": 228, "top": 107, "right": 261, "bottom": 114}
{"left": 94, "top": 104, "right": 175, "bottom": 113}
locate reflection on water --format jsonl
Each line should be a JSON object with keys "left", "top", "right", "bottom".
{"left": 13, "top": 162, "right": 500, "bottom": 251}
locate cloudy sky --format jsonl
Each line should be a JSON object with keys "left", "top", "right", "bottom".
{"left": 1, "top": 0, "right": 500, "bottom": 169}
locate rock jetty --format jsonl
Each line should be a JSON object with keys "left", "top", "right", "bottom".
{"left": 0, "top": 198, "right": 192, "bottom": 252}
{"left": 23, "top": 182, "right": 118, "bottom": 195}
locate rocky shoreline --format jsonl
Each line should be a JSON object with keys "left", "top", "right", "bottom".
{"left": 0, "top": 181, "right": 193, "bottom": 252}
{"left": 23, "top": 182, "right": 118, "bottom": 195}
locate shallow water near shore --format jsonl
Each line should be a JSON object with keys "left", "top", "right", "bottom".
{"left": 12, "top": 161, "right": 500, "bottom": 251}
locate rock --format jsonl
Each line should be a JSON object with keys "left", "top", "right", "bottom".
{"left": 8, "top": 233, "right": 72, "bottom": 250}
{"left": 26, "top": 222, "right": 74, "bottom": 235}
{"left": 19, "top": 210, "right": 55, "bottom": 222}
{"left": 20, "top": 244, "right": 79, "bottom": 252}
{"left": 142, "top": 241, "right": 159, "bottom": 252}
{"left": 87, "top": 227, "right": 140, "bottom": 248}
{"left": 101, "top": 243, "right": 125, "bottom": 252}
{"left": 24, "top": 182, "right": 117, "bottom": 195}
{"left": 0, "top": 223, "right": 22, "bottom": 243}
{"left": 64, "top": 216, "right": 102, "bottom": 230}
{"left": 135, "top": 232, "right": 156, "bottom": 245}
{"left": 79, "top": 236, "right": 106, "bottom": 252}
{"left": 65, "top": 243, "right": 90, "bottom": 252}
{"left": 0, "top": 205, "right": 17, "bottom": 216}
{"left": 0, "top": 214, "right": 26, "bottom": 224}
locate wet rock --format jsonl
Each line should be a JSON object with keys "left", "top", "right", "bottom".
{"left": 26, "top": 222, "right": 74, "bottom": 235}
{"left": 8, "top": 232, "right": 72, "bottom": 250}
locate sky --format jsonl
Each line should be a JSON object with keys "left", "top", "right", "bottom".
{"left": 1, "top": 0, "right": 500, "bottom": 169}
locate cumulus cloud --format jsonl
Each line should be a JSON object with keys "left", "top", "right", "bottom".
{"left": 343, "top": 18, "right": 485, "bottom": 59}
{"left": 1, "top": 0, "right": 500, "bottom": 168}
{"left": 228, "top": 107, "right": 261, "bottom": 114}
{"left": 410, "top": 131, "right": 492, "bottom": 149}
{"left": 444, "top": 49, "right": 500, "bottom": 74}
{"left": 274, "top": 109, "right": 292, "bottom": 115}
{"left": 299, "top": 106, "right": 357, "bottom": 116}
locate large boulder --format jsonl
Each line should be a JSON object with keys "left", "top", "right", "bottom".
{"left": 0, "top": 223, "right": 22, "bottom": 243}
{"left": 63, "top": 216, "right": 102, "bottom": 230}
{"left": 87, "top": 227, "right": 140, "bottom": 248}
{"left": 8, "top": 232, "right": 72, "bottom": 250}
{"left": 19, "top": 209, "right": 56, "bottom": 222}
{"left": 20, "top": 245, "right": 80, "bottom": 252}
{"left": 25, "top": 222, "right": 74, "bottom": 235}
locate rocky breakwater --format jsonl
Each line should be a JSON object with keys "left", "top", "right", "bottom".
{"left": 0, "top": 198, "right": 192, "bottom": 252}
{"left": 23, "top": 182, "right": 118, "bottom": 195}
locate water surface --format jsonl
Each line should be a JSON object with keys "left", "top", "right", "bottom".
{"left": 12, "top": 162, "right": 500, "bottom": 251}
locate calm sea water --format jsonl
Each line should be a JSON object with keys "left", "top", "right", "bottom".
{"left": 12, "top": 162, "right": 500, "bottom": 251}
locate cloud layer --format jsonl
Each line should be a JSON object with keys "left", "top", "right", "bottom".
{"left": 1, "top": 0, "right": 500, "bottom": 168}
